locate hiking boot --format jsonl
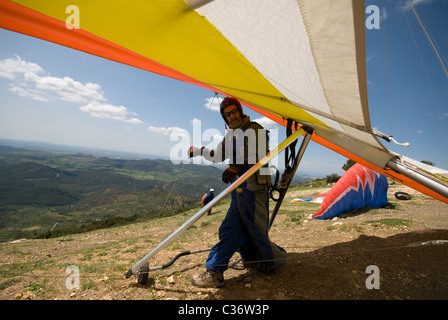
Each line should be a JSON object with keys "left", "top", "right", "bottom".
{"left": 191, "top": 270, "right": 224, "bottom": 288}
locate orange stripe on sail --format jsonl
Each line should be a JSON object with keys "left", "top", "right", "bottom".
{"left": 2, "top": 0, "right": 445, "bottom": 204}
{"left": 0, "top": 0, "right": 225, "bottom": 94}
{"left": 247, "top": 104, "right": 448, "bottom": 204}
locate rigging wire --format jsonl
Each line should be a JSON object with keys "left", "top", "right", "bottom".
{"left": 407, "top": 0, "right": 448, "bottom": 79}
{"left": 399, "top": 0, "right": 448, "bottom": 141}
{"left": 4, "top": 240, "right": 447, "bottom": 280}
{"left": 380, "top": 0, "right": 393, "bottom": 140}
{"left": 156, "top": 92, "right": 219, "bottom": 218}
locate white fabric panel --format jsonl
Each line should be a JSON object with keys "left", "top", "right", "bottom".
{"left": 197, "top": 0, "right": 388, "bottom": 161}
{"left": 298, "top": 0, "right": 367, "bottom": 126}
{"left": 197, "top": 0, "right": 336, "bottom": 124}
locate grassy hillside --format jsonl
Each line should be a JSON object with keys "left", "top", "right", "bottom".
{"left": 1, "top": 181, "right": 447, "bottom": 301}
{"left": 0, "top": 145, "right": 226, "bottom": 242}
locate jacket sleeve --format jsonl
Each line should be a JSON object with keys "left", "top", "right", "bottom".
{"left": 201, "top": 134, "right": 228, "bottom": 163}
{"left": 200, "top": 122, "right": 270, "bottom": 178}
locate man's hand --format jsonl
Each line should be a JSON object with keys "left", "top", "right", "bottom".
{"left": 188, "top": 146, "right": 203, "bottom": 158}
{"left": 222, "top": 167, "right": 238, "bottom": 184}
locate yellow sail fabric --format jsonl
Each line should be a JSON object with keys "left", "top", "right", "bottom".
{"left": 1, "top": 0, "right": 447, "bottom": 203}
{"left": 2, "top": 0, "right": 388, "bottom": 165}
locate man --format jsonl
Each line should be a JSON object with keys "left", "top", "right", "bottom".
{"left": 202, "top": 188, "right": 214, "bottom": 215}
{"left": 189, "top": 97, "right": 286, "bottom": 288}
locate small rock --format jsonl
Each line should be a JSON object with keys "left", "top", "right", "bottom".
{"left": 11, "top": 238, "right": 27, "bottom": 244}
{"left": 22, "top": 291, "right": 35, "bottom": 300}
{"left": 70, "top": 292, "right": 77, "bottom": 298}
{"left": 245, "top": 283, "right": 252, "bottom": 289}
{"left": 167, "top": 275, "right": 175, "bottom": 284}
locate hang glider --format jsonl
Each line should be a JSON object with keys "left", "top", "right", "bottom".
{"left": 1, "top": 0, "right": 447, "bottom": 205}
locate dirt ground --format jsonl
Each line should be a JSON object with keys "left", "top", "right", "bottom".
{"left": 1, "top": 182, "right": 448, "bottom": 302}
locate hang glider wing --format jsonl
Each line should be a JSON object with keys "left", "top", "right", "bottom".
{"left": 1, "top": 0, "right": 447, "bottom": 203}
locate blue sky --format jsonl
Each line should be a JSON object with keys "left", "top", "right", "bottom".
{"left": 0, "top": 0, "right": 447, "bottom": 176}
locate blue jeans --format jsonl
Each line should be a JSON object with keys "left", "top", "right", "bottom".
{"left": 205, "top": 181, "right": 285, "bottom": 273}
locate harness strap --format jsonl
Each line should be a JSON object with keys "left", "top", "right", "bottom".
{"left": 269, "top": 122, "right": 314, "bottom": 229}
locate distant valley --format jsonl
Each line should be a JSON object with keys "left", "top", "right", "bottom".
{"left": 0, "top": 142, "right": 227, "bottom": 242}
{"left": 0, "top": 140, "right": 316, "bottom": 242}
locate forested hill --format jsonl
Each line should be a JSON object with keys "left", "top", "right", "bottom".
{"left": 0, "top": 144, "right": 226, "bottom": 242}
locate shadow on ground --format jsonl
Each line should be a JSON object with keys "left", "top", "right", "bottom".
{"left": 207, "top": 229, "right": 448, "bottom": 300}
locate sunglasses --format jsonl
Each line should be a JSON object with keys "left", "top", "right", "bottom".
{"left": 223, "top": 109, "right": 239, "bottom": 117}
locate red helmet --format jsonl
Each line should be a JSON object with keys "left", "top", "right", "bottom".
{"left": 220, "top": 97, "right": 244, "bottom": 124}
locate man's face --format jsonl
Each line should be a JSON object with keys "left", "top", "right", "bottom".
{"left": 223, "top": 105, "right": 243, "bottom": 128}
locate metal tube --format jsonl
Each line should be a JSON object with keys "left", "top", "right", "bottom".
{"left": 387, "top": 158, "right": 448, "bottom": 198}
{"left": 269, "top": 128, "right": 313, "bottom": 229}
{"left": 126, "top": 128, "right": 305, "bottom": 277}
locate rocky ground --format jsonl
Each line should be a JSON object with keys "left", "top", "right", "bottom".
{"left": 1, "top": 182, "right": 447, "bottom": 303}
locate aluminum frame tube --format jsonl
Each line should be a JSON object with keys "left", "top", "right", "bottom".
{"left": 268, "top": 128, "right": 313, "bottom": 230}
{"left": 387, "top": 158, "right": 448, "bottom": 199}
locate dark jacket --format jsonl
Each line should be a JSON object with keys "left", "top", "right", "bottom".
{"left": 201, "top": 116, "right": 270, "bottom": 186}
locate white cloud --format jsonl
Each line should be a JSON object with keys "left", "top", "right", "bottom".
{"left": 80, "top": 102, "right": 143, "bottom": 124}
{"left": 253, "top": 116, "right": 278, "bottom": 130}
{"left": 0, "top": 55, "right": 43, "bottom": 80}
{"left": 409, "top": 0, "right": 433, "bottom": 7}
{"left": 204, "top": 96, "right": 222, "bottom": 112}
{"left": 29, "top": 73, "right": 106, "bottom": 104}
{"left": 366, "top": 53, "right": 377, "bottom": 63}
{"left": 399, "top": 0, "right": 433, "bottom": 11}
{"left": 0, "top": 55, "right": 143, "bottom": 124}
{"left": 147, "top": 126, "right": 188, "bottom": 137}
{"left": 382, "top": 6, "right": 388, "bottom": 20}
{"left": 8, "top": 83, "right": 50, "bottom": 102}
